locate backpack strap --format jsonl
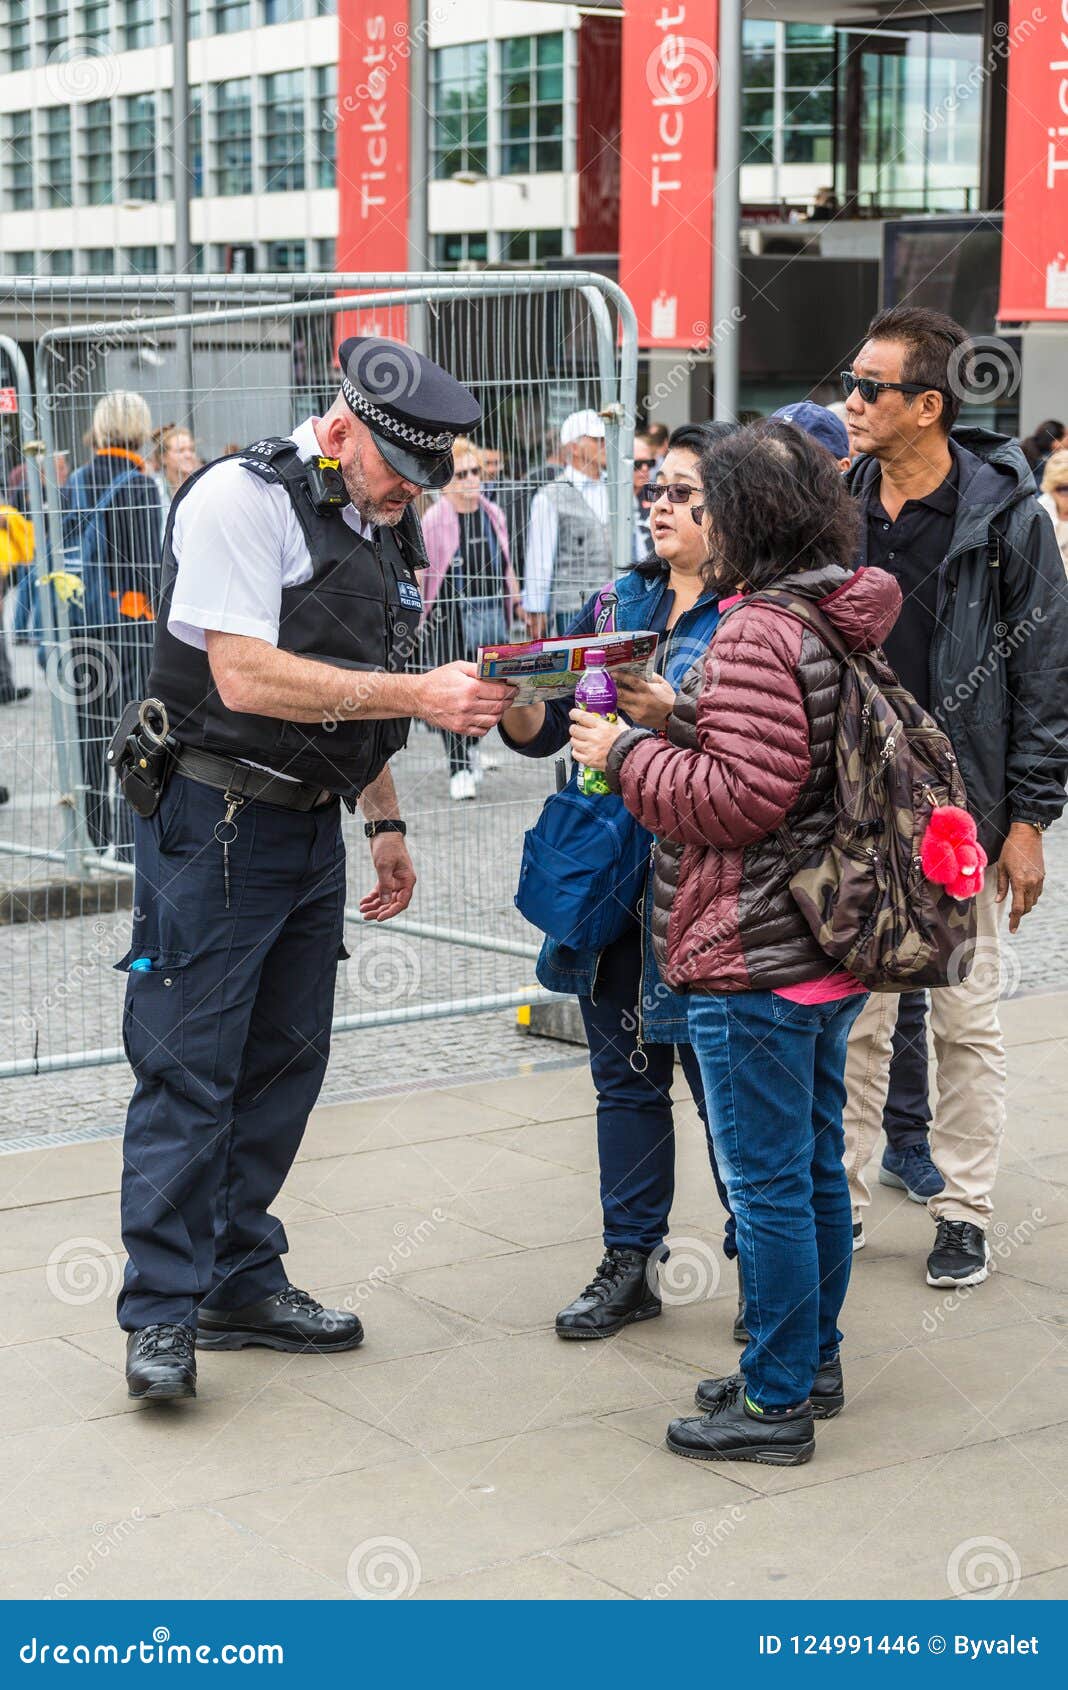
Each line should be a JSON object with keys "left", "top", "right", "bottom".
{"left": 593, "top": 580, "right": 619, "bottom": 634}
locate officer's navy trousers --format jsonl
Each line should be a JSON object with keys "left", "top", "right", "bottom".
{"left": 117, "top": 773, "right": 346, "bottom": 1331}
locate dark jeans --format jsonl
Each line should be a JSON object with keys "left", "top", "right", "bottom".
{"left": 689, "top": 989, "right": 866, "bottom": 1409}
{"left": 576, "top": 923, "right": 735, "bottom": 1259}
{"left": 118, "top": 773, "right": 346, "bottom": 1330}
{"left": 882, "top": 989, "right": 932, "bottom": 1150}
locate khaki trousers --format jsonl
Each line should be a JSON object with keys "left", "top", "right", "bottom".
{"left": 842, "top": 878, "right": 1006, "bottom": 1229}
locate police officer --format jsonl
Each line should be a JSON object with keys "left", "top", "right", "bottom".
{"left": 119, "top": 337, "right": 514, "bottom": 1402}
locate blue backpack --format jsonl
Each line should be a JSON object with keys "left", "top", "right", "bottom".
{"left": 514, "top": 584, "right": 653, "bottom": 952}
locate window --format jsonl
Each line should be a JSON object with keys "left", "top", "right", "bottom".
{"left": 314, "top": 236, "right": 335, "bottom": 270}
{"left": 265, "top": 0, "right": 303, "bottom": 20}
{"left": 160, "top": 88, "right": 204, "bottom": 198}
{"left": 4, "top": 111, "right": 34, "bottom": 211}
{"left": 499, "top": 229, "right": 564, "bottom": 263}
{"left": 313, "top": 63, "right": 336, "bottom": 188}
{"left": 264, "top": 240, "right": 307, "bottom": 271}
{"left": 84, "top": 101, "right": 113, "bottom": 204}
{"left": 214, "top": 79, "right": 253, "bottom": 195}
{"left": 40, "top": 0, "right": 71, "bottom": 59}
{"left": 5, "top": 3, "right": 32, "bottom": 72}
{"left": 81, "top": 0, "right": 112, "bottom": 49}
{"left": 782, "top": 22, "right": 834, "bottom": 168}
{"left": 262, "top": 70, "right": 305, "bottom": 192}
{"left": 121, "top": 1, "right": 156, "bottom": 49}
{"left": 122, "top": 94, "right": 156, "bottom": 201}
{"left": 48, "top": 250, "right": 76, "bottom": 276}
{"left": 42, "top": 107, "right": 74, "bottom": 208}
{"left": 84, "top": 248, "right": 116, "bottom": 274}
{"left": 7, "top": 252, "right": 36, "bottom": 276}
{"left": 214, "top": 1, "right": 251, "bottom": 31}
{"left": 430, "top": 43, "right": 488, "bottom": 179}
{"left": 433, "top": 232, "right": 489, "bottom": 268}
{"left": 126, "top": 245, "right": 158, "bottom": 274}
{"left": 499, "top": 34, "right": 564, "bottom": 174}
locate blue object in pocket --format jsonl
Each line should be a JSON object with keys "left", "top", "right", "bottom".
{"left": 515, "top": 776, "right": 652, "bottom": 952}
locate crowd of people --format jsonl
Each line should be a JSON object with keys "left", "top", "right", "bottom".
{"left": 2, "top": 308, "right": 1068, "bottom": 1462}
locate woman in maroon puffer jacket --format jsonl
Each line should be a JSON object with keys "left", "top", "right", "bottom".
{"left": 570, "top": 419, "right": 902, "bottom": 1469}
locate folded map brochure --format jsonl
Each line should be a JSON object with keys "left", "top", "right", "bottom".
{"left": 476, "top": 630, "right": 659, "bottom": 705}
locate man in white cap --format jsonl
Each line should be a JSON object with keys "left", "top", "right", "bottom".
{"left": 522, "top": 409, "right": 611, "bottom": 636}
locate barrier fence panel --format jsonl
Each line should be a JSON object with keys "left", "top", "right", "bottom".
{"left": 0, "top": 272, "right": 638, "bottom": 1089}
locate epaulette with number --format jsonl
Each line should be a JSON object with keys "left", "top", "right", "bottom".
{"left": 237, "top": 437, "right": 297, "bottom": 485}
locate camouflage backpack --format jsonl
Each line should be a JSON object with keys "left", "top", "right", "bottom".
{"left": 743, "top": 590, "right": 977, "bottom": 991}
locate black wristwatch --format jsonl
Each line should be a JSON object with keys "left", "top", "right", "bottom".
{"left": 364, "top": 819, "right": 407, "bottom": 840}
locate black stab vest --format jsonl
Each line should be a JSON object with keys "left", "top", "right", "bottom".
{"left": 148, "top": 437, "right": 424, "bottom": 799}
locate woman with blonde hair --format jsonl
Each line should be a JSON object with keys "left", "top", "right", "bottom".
{"left": 1039, "top": 449, "right": 1068, "bottom": 572}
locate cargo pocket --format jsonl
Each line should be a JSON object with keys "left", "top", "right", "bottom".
{"left": 116, "top": 950, "right": 192, "bottom": 1092}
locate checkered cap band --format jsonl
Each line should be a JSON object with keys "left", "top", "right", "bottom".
{"left": 341, "top": 377, "right": 454, "bottom": 455}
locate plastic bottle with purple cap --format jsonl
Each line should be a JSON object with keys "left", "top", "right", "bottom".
{"left": 574, "top": 648, "right": 618, "bottom": 796}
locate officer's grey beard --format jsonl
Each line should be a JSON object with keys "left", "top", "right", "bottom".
{"left": 344, "top": 452, "right": 415, "bottom": 528}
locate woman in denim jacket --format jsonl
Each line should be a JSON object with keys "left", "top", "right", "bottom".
{"left": 501, "top": 423, "right": 739, "bottom": 1341}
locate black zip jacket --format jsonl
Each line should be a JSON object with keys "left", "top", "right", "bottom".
{"left": 847, "top": 425, "right": 1068, "bottom": 858}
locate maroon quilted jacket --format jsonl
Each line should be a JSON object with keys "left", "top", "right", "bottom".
{"left": 605, "top": 563, "right": 902, "bottom": 993}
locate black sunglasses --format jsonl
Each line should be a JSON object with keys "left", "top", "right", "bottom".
{"left": 641, "top": 481, "right": 701, "bottom": 504}
{"left": 841, "top": 370, "right": 945, "bottom": 404}
{"left": 633, "top": 456, "right": 657, "bottom": 471}
{"left": 690, "top": 504, "right": 706, "bottom": 526}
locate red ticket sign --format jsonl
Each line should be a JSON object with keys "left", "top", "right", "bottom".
{"left": 998, "top": 4, "right": 1068, "bottom": 320}
{"left": 335, "top": 2, "right": 410, "bottom": 339}
{"left": 618, "top": 0, "right": 719, "bottom": 348}
{"left": 0, "top": 388, "right": 18, "bottom": 414}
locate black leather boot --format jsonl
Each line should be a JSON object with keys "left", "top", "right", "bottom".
{"left": 667, "top": 1376, "right": 815, "bottom": 1466}
{"left": 555, "top": 1246, "right": 661, "bottom": 1339}
{"left": 695, "top": 1352, "right": 844, "bottom": 1420}
{"left": 196, "top": 1286, "right": 364, "bottom": 1352}
{"left": 126, "top": 1323, "right": 197, "bottom": 1400}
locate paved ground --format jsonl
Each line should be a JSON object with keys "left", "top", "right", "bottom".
{"left": 0, "top": 991, "right": 1065, "bottom": 1600}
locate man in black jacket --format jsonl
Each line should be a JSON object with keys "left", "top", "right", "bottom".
{"left": 840, "top": 306, "right": 1068, "bottom": 1287}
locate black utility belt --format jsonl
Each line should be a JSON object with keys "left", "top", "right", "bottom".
{"left": 108, "top": 699, "right": 336, "bottom": 817}
{"left": 175, "top": 747, "right": 336, "bottom": 812}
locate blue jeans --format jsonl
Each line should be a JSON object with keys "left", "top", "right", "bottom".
{"left": 688, "top": 989, "right": 867, "bottom": 1409}
{"left": 577, "top": 923, "right": 735, "bottom": 1258}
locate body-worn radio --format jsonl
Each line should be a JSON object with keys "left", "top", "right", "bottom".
{"left": 106, "top": 698, "right": 179, "bottom": 818}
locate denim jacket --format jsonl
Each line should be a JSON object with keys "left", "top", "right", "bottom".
{"left": 506, "top": 563, "right": 720, "bottom": 1042}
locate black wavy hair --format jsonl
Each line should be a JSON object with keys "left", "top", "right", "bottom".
{"left": 667, "top": 420, "right": 742, "bottom": 456}
{"left": 699, "top": 418, "right": 860, "bottom": 593}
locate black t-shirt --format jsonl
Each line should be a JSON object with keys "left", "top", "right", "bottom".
{"left": 456, "top": 507, "right": 500, "bottom": 599}
{"left": 863, "top": 451, "right": 959, "bottom": 710}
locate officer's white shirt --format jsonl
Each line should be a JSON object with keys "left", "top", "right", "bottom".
{"left": 522, "top": 463, "right": 610, "bottom": 615}
{"left": 169, "top": 417, "right": 375, "bottom": 651}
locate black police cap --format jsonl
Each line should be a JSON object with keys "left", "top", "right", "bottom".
{"left": 338, "top": 336, "right": 481, "bottom": 490}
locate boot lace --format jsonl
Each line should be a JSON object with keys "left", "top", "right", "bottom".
{"left": 580, "top": 1250, "right": 633, "bottom": 1302}
{"left": 701, "top": 1375, "right": 744, "bottom": 1417}
{"left": 138, "top": 1323, "right": 195, "bottom": 1360}
{"left": 277, "top": 1285, "right": 324, "bottom": 1314}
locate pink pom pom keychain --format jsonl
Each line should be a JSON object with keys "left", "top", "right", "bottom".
{"left": 920, "top": 805, "right": 987, "bottom": 900}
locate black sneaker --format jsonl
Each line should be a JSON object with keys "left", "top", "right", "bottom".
{"left": 695, "top": 1352, "right": 844, "bottom": 1420}
{"left": 926, "top": 1219, "right": 990, "bottom": 1287}
{"left": 555, "top": 1247, "right": 661, "bottom": 1339}
{"left": 666, "top": 1376, "right": 815, "bottom": 1466}
{"left": 126, "top": 1323, "right": 197, "bottom": 1400}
